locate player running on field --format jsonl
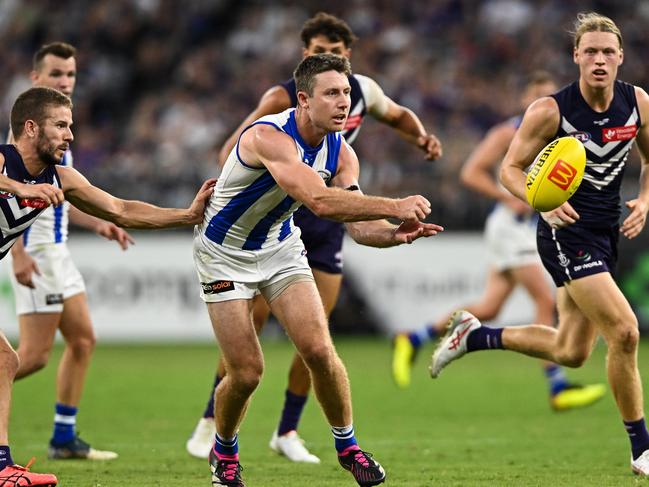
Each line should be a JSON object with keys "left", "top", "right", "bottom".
{"left": 430, "top": 12, "right": 649, "bottom": 476}
{"left": 392, "top": 71, "right": 605, "bottom": 411}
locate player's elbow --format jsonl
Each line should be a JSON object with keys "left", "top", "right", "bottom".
{"left": 459, "top": 166, "right": 475, "bottom": 188}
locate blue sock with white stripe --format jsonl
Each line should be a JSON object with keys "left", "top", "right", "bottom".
{"left": 544, "top": 364, "right": 569, "bottom": 396}
{"left": 51, "top": 403, "right": 77, "bottom": 445}
{"left": 624, "top": 418, "right": 649, "bottom": 460}
{"left": 408, "top": 324, "right": 438, "bottom": 348}
{"left": 332, "top": 424, "right": 358, "bottom": 453}
{"left": 213, "top": 432, "right": 239, "bottom": 460}
{"left": 0, "top": 445, "right": 13, "bottom": 470}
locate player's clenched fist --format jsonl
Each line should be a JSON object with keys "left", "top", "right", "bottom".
{"left": 15, "top": 182, "right": 65, "bottom": 206}
{"left": 396, "top": 195, "right": 431, "bottom": 221}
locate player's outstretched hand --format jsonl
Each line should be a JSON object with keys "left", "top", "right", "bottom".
{"left": 396, "top": 195, "right": 431, "bottom": 221}
{"left": 417, "top": 134, "right": 443, "bottom": 160}
{"left": 15, "top": 182, "right": 64, "bottom": 206}
{"left": 96, "top": 222, "right": 135, "bottom": 250}
{"left": 540, "top": 201, "right": 579, "bottom": 229}
{"left": 393, "top": 220, "right": 444, "bottom": 244}
{"left": 621, "top": 198, "right": 648, "bottom": 239}
{"left": 188, "top": 178, "right": 217, "bottom": 224}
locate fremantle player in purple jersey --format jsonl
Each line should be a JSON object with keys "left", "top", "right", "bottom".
{"left": 186, "top": 11, "right": 443, "bottom": 464}
{"left": 0, "top": 86, "right": 215, "bottom": 485}
{"left": 430, "top": 12, "right": 649, "bottom": 476}
{"left": 393, "top": 72, "right": 606, "bottom": 411}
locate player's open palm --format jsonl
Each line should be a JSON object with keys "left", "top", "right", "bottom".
{"left": 621, "top": 198, "right": 648, "bottom": 239}
{"left": 396, "top": 195, "right": 431, "bottom": 221}
{"left": 188, "top": 178, "right": 218, "bottom": 223}
{"left": 393, "top": 220, "right": 444, "bottom": 244}
{"left": 97, "top": 222, "right": 135, "bottom": 250}
{"left": 15, "top": 182, "right": 64, "bottom": 206}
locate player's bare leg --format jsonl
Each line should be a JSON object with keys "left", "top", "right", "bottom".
{"left": 270, "top": 280, "right": 385, "bottom": 485}
{"left": 16, "top": 294, "right": 117, "bottom": 460}
{"left": 187, "top": 295, "right": 268, "bottom": 459}
{"left": 270, "top": 269, "right": 342, "bottom": 463}
{"left": 206, "top": 298, "right": 262, "bottom": 486}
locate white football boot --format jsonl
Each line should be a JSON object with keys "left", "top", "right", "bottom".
{"left": 186, "top": 417, "right": 216, "bottom": 459}
{"left": 430, "top": 310, "right": 482, "bottom": 378}
{"left": 632, "top": 450, "right": 649, "bottom": 475}
{"left": 269, "top": 430, "right": 320, "bottom": 464}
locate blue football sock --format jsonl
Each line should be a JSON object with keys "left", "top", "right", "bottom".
{"left": 624, "top": 418, "right": 649, "bottom": 460}
{"left": 544, "top": 364, "right": 569, "bottom": 395}
{"left": 0, "top": 445, "right": 13, "bottom": 470}
{"left": 51, "top": 403, "right": 77, "bottom": 445}
{"left": 332, "top": 424, "right": 358, "bottom": 453}
{"left": 202, "top": 374, "right": 222, "bottom": 419}
{"left": 213, "top": 432, "right": 238, "bottom": 458}
{"left": 466, "top": 326, "right": 503, "bottom": 352}
{"left": 408, "top": 324, "right": 437, "bottom": 348}
{"left": 277, "top": 390, "right": 307, "bottom": 436}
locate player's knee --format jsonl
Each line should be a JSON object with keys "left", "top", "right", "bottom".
{"left": 67, "top": 333, "right": 96, "bottom": 358}
{"left": 557, "top": 348, "right": 589, "bottom": 368}
{"left": 230, "top": 362, "right": 263, "bottom": 393}
{"left": 610, "top": 323, "right": 640, "bottom": 355}
{"left": 554, "top": 338, "right": 591, "bottom": 367}
{"left": 300, "top": 342, "right": 334, "bottom": 370}
{"left": 0, "top": 347, "right": 20, "bottom": 378}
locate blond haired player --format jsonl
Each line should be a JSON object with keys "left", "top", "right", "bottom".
{"left": 430, "top": 12, "right": 649, "bottom": 475}
{"left": 393, "top": 72, "right": 605, "bottom": 410}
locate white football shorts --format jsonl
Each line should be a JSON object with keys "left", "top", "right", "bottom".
{"left": 484, "top": 204, "right": 541, "bottom": 271}
{"left": 193, "top": 229, "right": 314, "bottom": 303}
{"left": 9, "top": 243, "right": 86, "bottom": 315}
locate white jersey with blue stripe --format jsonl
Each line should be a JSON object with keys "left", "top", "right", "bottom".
{"left": 199, "top": 108, "right": 343, "bottom": 251}
{"left": 22, "top": 150, "right": 72, "bottom": 249}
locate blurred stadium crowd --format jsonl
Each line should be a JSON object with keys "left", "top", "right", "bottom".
{"left": 1, "top": 0, "right": 648, "bottom": 229}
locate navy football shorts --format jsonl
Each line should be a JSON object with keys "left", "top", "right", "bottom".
{"left": 537, "top": 220, "right": 618, "bottom": 287}
{"left": 293, "top": 205, "right": 344, "bottom": 275}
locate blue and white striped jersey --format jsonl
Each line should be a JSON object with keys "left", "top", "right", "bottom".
{"left": 22, "top": 150, "right": 72, "bottom": 249}
{"left": 199, "top": 108, "right": 342, "bottom": 251}
{"left": 0, "top": 144, "right": 62, "bottom": 260}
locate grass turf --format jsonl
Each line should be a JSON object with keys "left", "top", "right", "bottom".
{"left": 9, "top": 338, "right": 649, "bottom": 486}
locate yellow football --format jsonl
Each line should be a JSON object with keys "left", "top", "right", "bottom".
{"left": 525, "top": 136, "right": 586, "bottom": 212}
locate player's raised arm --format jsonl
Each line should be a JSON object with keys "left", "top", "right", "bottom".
{"left": 621, "top": 86, "right": 649, "bottom": 239}
{"left": 362, "top": 75, "right": 442, "bottom": 160}
{"left": 58, "top": 166, "right": 215, "bottom": 229}
{"left": 500, "top": 97, "right": 560, "bottom": 202}
{"left": 217, "top": 86, "right": 292, "bottom": 166}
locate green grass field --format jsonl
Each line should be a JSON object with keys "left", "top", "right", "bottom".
{"left": 9, "top": 338, "right": 649, "bottom": 486}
